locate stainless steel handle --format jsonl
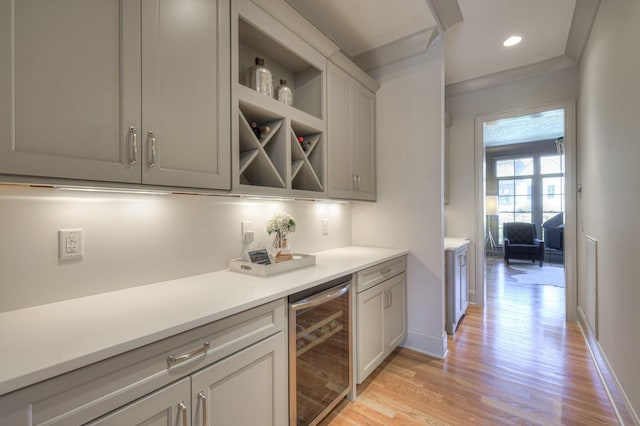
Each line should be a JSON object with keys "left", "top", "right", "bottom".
{"left": 167, "top": 341, "right": 210, "bottom": 367}
{"left": 385, "top": 290, "right": 390, "bottom": 309}
{"left": 352, "top": 174, "right": 358, "bottom": 191}
{"left": 291, "top": 282, "right": 350, "bottom": 311}
{"left": 382, "top": 268, "right": 392, "bottom": 276}
{"left": 357, "top": 174, "right": 362, "bottom": 190}
{"left": 198, "top": 391, "right": 207, "bottom": 426}
{"left": 389, "top": 289, "right": 393, "bottom": 308}
{"left": 178, "top": 402, "right": 187, "bottom": 426}
{"left": 128, "top": 126, "right": 138, "bottom": 165}
{"left": 147, "top": 131, "right": 157, "bottom": 168}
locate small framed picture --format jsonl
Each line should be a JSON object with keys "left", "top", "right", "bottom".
{"left": 248, "top": 248, "right": 271, "bottom": 265}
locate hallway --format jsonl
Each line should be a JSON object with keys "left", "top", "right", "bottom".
{"left": 323, "top": 261, "right": 617, "bottom": 424}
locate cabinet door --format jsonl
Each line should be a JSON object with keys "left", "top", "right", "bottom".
{"left": 0, "top": 0, "right": 141, "bottom": 183}
{"left": 384, "top": 273, "right": 407, "bottom": 352}
{"left": 86, "top": 378, "right": 190, "bottom": 426}
{"left": 455, "top": 250, "right": 469, "bottom": 320}
{"left": 356, "top": 284, "right": 385, "bottom": 383}
{"left": 191, "top": 332, "right": 287, "bottom": 426}
{"left": 327, "top": 62, "right": 354, "bottom": 199}
{"left": 141, "top": 0, "right": 230, "bottom": 190}
{"left": 352, "top": 84, "right": 376, "bottom": 201}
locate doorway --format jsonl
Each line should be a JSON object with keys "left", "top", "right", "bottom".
{"left": 473, "top": 101, "right": 577, "bottom": 321}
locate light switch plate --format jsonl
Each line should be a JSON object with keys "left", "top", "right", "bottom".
{"left": 322, "top": 218, "right": 329, "bottom": 236}
{"left": 59, "top": 228, "right": 84, "bottom": 260}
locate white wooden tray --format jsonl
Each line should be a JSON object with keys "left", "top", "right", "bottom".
{"left": 228, "top": 254, "right": 316, "bottom": 277}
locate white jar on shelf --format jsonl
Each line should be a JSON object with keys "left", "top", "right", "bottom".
{"left": 245, "top": 57, "right": 273, "bottom": 97}
{"left": 276, "top": 79, "right": 293, "bottom": 106}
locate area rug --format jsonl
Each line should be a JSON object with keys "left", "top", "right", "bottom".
{"left": 508, "top": 263, "right": 565, "bottom": 287}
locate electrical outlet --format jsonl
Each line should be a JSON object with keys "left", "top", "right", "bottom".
{"left": 322, "top": 218, "right": 329, "bottom": 236}
{"left": 59, "top": 228, "right": 84, "bottom": 260}
{"left": 241, "top": 221, "right": 254, "bottom": 243}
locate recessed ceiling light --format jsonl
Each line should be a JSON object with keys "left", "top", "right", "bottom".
{"left": 503, "top": 35, "right": 522, "bottom": 47}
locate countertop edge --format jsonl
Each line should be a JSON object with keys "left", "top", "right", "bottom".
{"left": 0, "top": 246, "right": 408, "bottom": 396}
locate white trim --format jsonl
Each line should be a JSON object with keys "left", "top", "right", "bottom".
{"left": 446, "top": 56, "right": 576, "bottom": 98}
{"left": 425, "top": 0, "right": 463, "bottom": 33}
{"left": 402, "top": 329, "right": 448, "bottom": 359}
{"left": 329, "top": 51, "right": 380, "bottom": 93}
{"left": 352, "top": 27, "right": 438, "bottom": 74}
{"left": 577, "top": 310, "right": 640, "bottom": 425}
{"left": 565, "top": 0, "right": 601, "bottom": 64}
{"left": 473, "top": 100, "right": 577, "bottom": 323}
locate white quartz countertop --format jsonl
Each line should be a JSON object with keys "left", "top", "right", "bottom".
{"left": 444, "top": 237, "right": 470, "bottom": 250}
{"left": 0, "top": 245, "right": 407, "bottom": 396}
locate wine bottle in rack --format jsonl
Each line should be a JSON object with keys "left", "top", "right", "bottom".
{"left": 297, "top": 136, "right": 308, "bottom": 151}
{"left": 251, "top": 122, "right": 271, "bottom": 140}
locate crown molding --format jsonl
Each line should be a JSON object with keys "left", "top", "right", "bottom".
{"left": 445, "top": 55, "right": 576, "bottom": 98}
{"left": 425, "top": 0, "right": 463, "bottom": 33}
{"left": 251, "top": 0, "right": 340, "bottom": 58}
{"left": 565, "top": 0, "right": 601, "bottom": 64}
{"left": 353, "top": 27, "right": 438, "bottom": 73}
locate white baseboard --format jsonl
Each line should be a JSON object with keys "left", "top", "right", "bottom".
{"left": 577, "top": 308, "right": 639, "bottom": 425}
{"left": 402, "top": 329, "right": 448, "bottom": 359}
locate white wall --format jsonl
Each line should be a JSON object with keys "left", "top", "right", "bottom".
{"left": 445, "top": 67, "right": 578, "bottom": 304}
{"left": 577, "top": 0, "right": 640, "bottom": 418}
{"left": 0, "top": 186, "right": 352, "bottom": 312}
{"left": 352, "top": 39, "right": 447, "bottom": 358}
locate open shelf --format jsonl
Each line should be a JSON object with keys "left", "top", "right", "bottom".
{"left": 238, "top": 18, "right": 323, "bottom": 120}
{"left": 233, "top": 3, "right": 327, "bottom": 197}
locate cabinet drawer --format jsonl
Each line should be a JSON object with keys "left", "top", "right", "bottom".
{"left": 0, "top": 299, "right": 286, "bottom": 426}
{"left": 355, "top": 256, "right": 406, "bottom": 293}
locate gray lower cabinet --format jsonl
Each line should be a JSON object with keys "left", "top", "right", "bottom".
{"left": 86, "top": 378, "right": 191, "bottom": 426}
{"left": 327, "top": 60, "right": 376, "bottom": 201}
{"left": 445, "top": 244, "right": 469, "bottom": 334}
{"left": 355, "top": 257, "right": 407, "bottom": 383}
{"left": 0, "top": 299, "right": 286, "bottom": 426}
{"left": 0, "top": 0, "right": 230, "bottom": 190}
{"left": 191, "top": 333, "right": 287, "bottom": 426}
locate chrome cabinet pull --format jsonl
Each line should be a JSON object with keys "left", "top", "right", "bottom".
{"left": 352, "top": 174, "right": 358, "bottom": 191}
{"left": 167, "top": 341, "right": 210, "bottom": 367}
{"left": 389, "top": 290, "right": 393, "bottom": 308}
{"left": 357, "top": 174, "right": 361, "bottom": 190}
{"left": 128, "top": 126, "right": 138, "bottom": 165}
{"left": 178, "top": 402, "right": 187, "bottom": 426}
{"left": 198, "top": 391, "right": 207, "bottom": 426}
{"left": 148, "top": 131, "right": 157, "bottom": 167}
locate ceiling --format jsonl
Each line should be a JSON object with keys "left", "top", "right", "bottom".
{"left": 285, "top": 0, "right": 586, "bottom": 87}
{"left": 284, "top": 0, "right": 437, "bottom": 58}
{"left": 445, "top": 0, "right": 576, "bottom": 85}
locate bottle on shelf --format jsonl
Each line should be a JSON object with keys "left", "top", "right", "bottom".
{"left": 297, "top": 136, "right": 307, "bottom": 152}
{"left": 276, "top": 79, "right": 293, "bottom": 106}
{"left": 245, "top": 57, "right": 273, "bottom": 97}
{"left": 251, "top": 122, "right": 271, "bottom": 140}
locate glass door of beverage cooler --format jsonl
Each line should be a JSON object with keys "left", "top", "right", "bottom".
{"left": 289, "top": 280, "right": 352, "bottom": 426}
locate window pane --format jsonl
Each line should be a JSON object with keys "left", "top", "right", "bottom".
{"left": 543, "top": 177, "right": 563, "bottom": 195}
{"left": 515, "top": 178, "right": 532, "bottom": 195}
{"left": 541, "top": 155, "right": 564, "bottom": 174}
{"left": 498, "top": 196, "right": 513, "bottom": 213}
{"left": 515, "top": 213, "right": 532, "bottom": 223}
{"left": 515, "top": 195, "right": 532, "bottom": 213}
{"left": 496, "top": 159, "right": 514, "bottom": 177}
{"left": 498, "top": 179, "right": 514, "bottom": 196}
{"left": 515, "top": 157, "right": 533, "bottom": 176}
{"left": 498, "top": 213, "right": 514, "bottom": 242}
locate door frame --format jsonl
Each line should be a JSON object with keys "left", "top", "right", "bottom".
{"left": 473, "top": 99, "right": 577, "bottom": 321}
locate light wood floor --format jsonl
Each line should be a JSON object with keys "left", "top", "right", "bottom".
{"left": 321, "top": 260, "right": 618, "bottom": 425}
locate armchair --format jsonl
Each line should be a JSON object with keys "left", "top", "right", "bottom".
{"left": 503, "top": 222, "right": 544, "bottom": 267}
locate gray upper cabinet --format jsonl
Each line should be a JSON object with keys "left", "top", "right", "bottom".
{"left": 327, "top": 58, "right": 377, "bottom": 201}
{"left": 141, "top": 0, "right": 230, "bottom": 189}
{"left": 0, "top": 0, "right": 230, "bottom": 190}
